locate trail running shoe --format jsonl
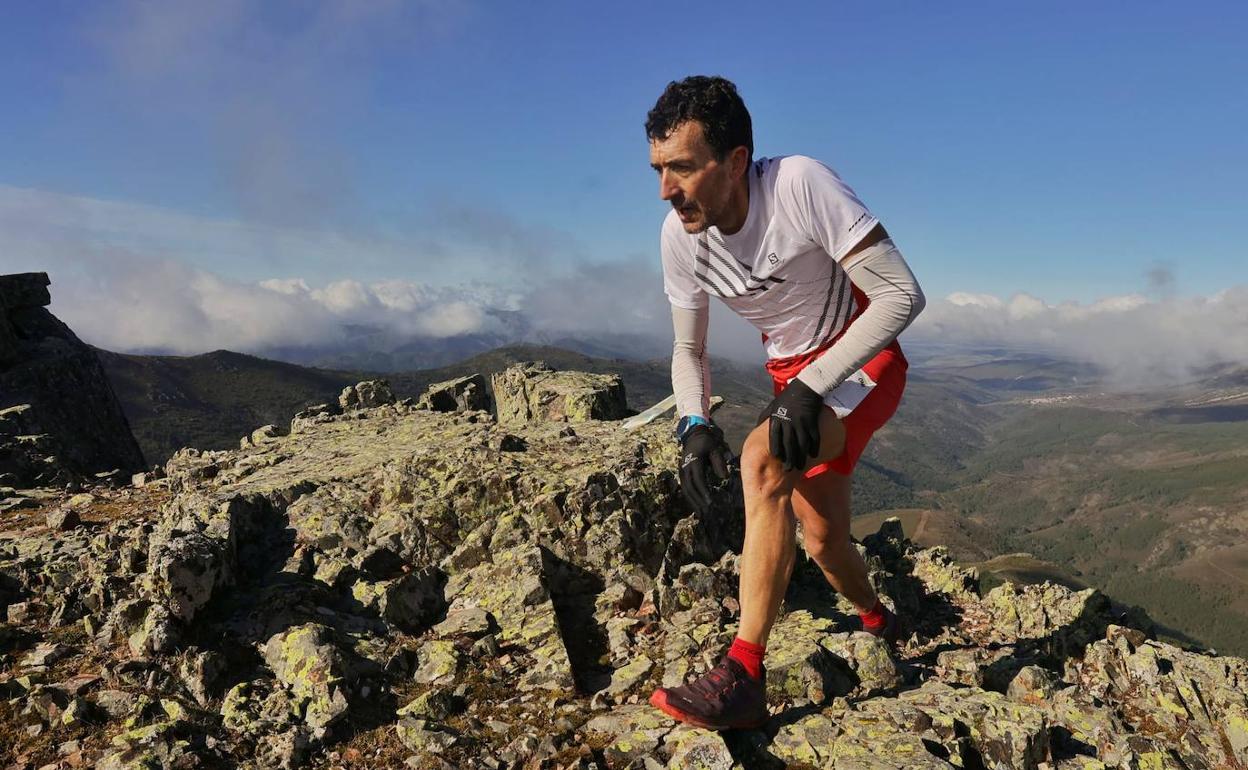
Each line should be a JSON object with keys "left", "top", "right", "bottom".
{"left": 648, "top": 656, "right": 768, "bottom": 731}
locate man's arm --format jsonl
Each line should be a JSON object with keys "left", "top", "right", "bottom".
{"left": 671, "top": 303, "right": 712, "bottom": 419}
{"left": 794, "top": 229, "right": 925, "bottom": 395}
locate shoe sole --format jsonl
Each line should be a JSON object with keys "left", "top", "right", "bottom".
{"left": 648, "top": 688, "right": 767, "bottom": 731}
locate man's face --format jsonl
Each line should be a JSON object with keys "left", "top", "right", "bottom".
{"left": 649, "top": 121, "right": 742, "bottom": 234}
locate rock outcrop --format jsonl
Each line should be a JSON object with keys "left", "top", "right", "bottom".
{"left": 0, "top": 272, "right": 145, "bottom": 493}
{"left": 1, "top": 365, "right": 1244, "bottom": 770}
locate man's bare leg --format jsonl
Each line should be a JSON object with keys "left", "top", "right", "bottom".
{"left": 735, "top": 407, "right": 846, "bottom": 645}
{"left": 792, "top": 470, "right": 877, "bottom": 611}
{"left": 650, "top": 408, "right": 851, "bottom": 729}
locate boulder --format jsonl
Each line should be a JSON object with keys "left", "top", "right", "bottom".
{"left": 416, "top": 374, "right": 492, "bottom": 414}
{"left": 338, "top": 380, "right": 395, "bottom": 411}
{"left": 491, "top": 361, "right": 629, "bottom": 426}
{"left": 262, "top": 624, "right": 352, "bottom": 738}
{"left": 0, "top": 272, "right": 145, "bottom": 488}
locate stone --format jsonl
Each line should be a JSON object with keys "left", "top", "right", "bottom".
{"left": 820, "top": 631, "right": 904, "bottom": 697}
{"left": 583, "top": 704, "right": 674, "bottom": 766}
{"left": 664, "top": 726, "right": 734, "bottom": 769}
{"left": 413, "top": 639, "right": 462, "bottom": 685}
{"left": 45, "top": 507, "right": 81, "bottom": 531}
{"left": 339, "top": 380, "right": 395, "bottom": 411}
{"left": 605, "top": 655, "right": 654, "bottom": 698}
{"left": 252, "top": 424, "right": 281, "bottom": 444}
{"left": 491, "top": 362, "right": 629, "bottom": 426}
{"left": 93, "top": 689, "right": 138, "bottom": 720}
{"left": 433, "top": 606, "right": 494, "bottom": 639}
{"left": 178, "top": 649, "right": 229, "bottom": 705}
{"left": 395, "top": 717, "right": 457, "bottom": 753}
{"left": 934, "top": 646, "right": 1015, "bottom": 689}
{"left": 1007, "top": 664, "right": 1058, "bottom": 704}
{"left": 397, "top": 687, "right": 460, "bottom": 721}
{"left": 764, "top": 610, "right": 854, "bottom": 704}
{"left": 417, "top": 374, "right": 492, "bottom": 414}
{"left": 20, "top": 641, "right": 74, "bottom": 669}
{"left": 262, "top": 624, "right": 352, "bottom": 737}
{"left": 60, "top": 696, "right": 96, "bottom": 727}
{"left": 444, "top": 544, "right": 573, "bottom": 691}
{"left": 900, "top": 681, "right": 1050, "bottom": 769}
{"left": 912, "top": 544, "right": 980, "bottom": 601}
{"left": 980, "top": 581, "right": 1121, "bottom": 657}
{"left": 353, "top": 568, "right": 447, "bottom": 633}
{"left": 7, "top": 600, "right": 33, "bottom": 622}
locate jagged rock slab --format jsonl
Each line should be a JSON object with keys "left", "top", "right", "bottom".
{"left": 492, "top": 361, "right": 629, "bottom": 426}
{"left": 444, "top": 544, "right": 572, "bottom": 691}
{"left": 416, "top": 373, "right": 492, "bottom": 413}
{"left": 0, "top": 271, "right": 145, "bottom": 488}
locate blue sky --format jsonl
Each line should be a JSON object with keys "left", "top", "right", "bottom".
{"left": 1, "top": 1, "right": 1246, "bottom": 368}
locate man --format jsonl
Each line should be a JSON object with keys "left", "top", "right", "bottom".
{"left": 646, "top": 76, "right": 926, "bottom": 730}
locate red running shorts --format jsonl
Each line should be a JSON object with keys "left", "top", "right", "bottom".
{"left": 764, "top": 339, "right": 908, "bottom": 478}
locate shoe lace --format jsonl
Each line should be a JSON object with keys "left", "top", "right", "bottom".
{"left": 686, "top": 661, "right": 740, "bottom": 703}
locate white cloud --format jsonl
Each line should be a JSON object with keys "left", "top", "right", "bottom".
{"left": 910, "top": 288, "right": 1248, "bottom": 385}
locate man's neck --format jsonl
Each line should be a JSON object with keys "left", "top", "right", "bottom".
{"left": 715, "top": 177, "right": 751, "bottom": 236}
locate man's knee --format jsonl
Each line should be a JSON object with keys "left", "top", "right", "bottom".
{"left": 740, "top": 424, "right": 793, "bottom": 500}
{"left": 803, "top": 526, "right": 849, "bottom": 566}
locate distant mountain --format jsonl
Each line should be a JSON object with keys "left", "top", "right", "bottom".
{"left": 247, "top": 315, "right": 673, "bottom": 373}
{"left": 96, "top": 343, "right": 775, "bottom": 468}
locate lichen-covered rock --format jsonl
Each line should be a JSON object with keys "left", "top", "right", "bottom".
{"left": 764, "top": 610, "right": 854, "bottom": 704}
{"left": 820, "top": 631, "right": 904, "bottom": 696}
{"left": 433, "top": 606, "right": 493, "bottom": 638}
{"left": 934, "top": 646, "right": 1018, "bottom": 689}
{"left": 1006, "top": 664, "right": 1057, "bottom": 704}
{"left": 338, "top": 380, "right": 395, "bottom": 411}
{"left": 397, "top": 687, "right": 460, "bottom": 721}
{"left": 979, "top": 581, "right": 1117, "bottom": 656}
{"left": 395, "top": 717, "right": 457, "bottom": 753}
{"left": 663, "top": 726, "right": 733, "bottom": 768}
{"left": 5, "top": 347, "right": 1248, "bottom": 770}
{"left": 912, "top": 544, "right": 980, "bottom": 601}
{"left": 351, "top": 568, "right": 447, "bottom": 633}
{"left": 444, "top": 544, "right": 572, "bottom": 691}
{"left": 605, "top": 655, "right": 654, "bottom": 698}
{"left": 413, "top": 639, "right": 462, "bottom": 685}
{"left": 417, "top": 374, "right": 492, "bottom": 414}
{"left": 899, "top": 680, "right": 1050, "bottom": 769}
{"left": 262, "top": 624, "right": 352, "bottom": 737}
{"left": 1065, "top": 626, "right": 1248, "bottom": 768}
{"left": 583, "top": 704, "right": 675, "bottom": 766}
{"left": 492, "top": 361, "right": 628, "bottom": 426}
{"left": 773, "top": 701, "right": 956, "bottom": 768}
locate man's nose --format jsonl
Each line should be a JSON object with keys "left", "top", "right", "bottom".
{"left": 658, "top": 170, "right": 679, "bottom": 201}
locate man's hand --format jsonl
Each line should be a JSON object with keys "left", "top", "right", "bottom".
{"left": 760, "top": 379, "right": 825, "bottom": 472}
{"left": 679, "top": 423, "right": 732, "bottom": 515}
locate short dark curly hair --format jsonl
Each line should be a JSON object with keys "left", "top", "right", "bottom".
{"left": 645, "top": 75, "right": 753, "bottom": 162}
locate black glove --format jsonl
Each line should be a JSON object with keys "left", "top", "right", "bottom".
{"left": 760, "top": 378, "right": 825, "bottom": 472}
{"left": 678, "top": 423, "right": 732, "bottom": 515}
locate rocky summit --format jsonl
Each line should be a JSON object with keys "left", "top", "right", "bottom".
{"left": 1, "top": 365, "right": 1246, "bottom": 770}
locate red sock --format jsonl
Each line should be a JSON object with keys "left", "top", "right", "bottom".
{"left": 727, "top": 637, "right": 766, "bottom": 679}
{"left": 860, "top": 598, "right": 889, "bottom": 632}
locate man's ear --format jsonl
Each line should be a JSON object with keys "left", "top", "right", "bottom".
{"left": 729, "top": 146, "right": 750, "bottom": 179}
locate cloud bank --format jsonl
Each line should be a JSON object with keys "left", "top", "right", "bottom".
{"left": 4, "top": 186, "right": 1243, "bottom": 381}
{"left": 909, "top": 288, "right": 1248, "bottom": 385}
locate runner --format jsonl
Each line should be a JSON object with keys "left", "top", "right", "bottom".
{"left": 646, "top": 76, "right": 926, "bottom": 730}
